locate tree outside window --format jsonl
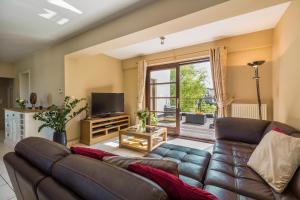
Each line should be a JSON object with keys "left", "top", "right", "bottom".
{"left": 170, "top": 64, "right": 216, "bottom": 113}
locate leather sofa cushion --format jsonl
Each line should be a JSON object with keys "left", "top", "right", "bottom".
{"left": 52, "top": 154, "right": 168, "bottom": 200}
{"left": 103, "top": 156, "right": 179, "bottom": 176}
{"left": 37, "top": 177, "right": 81, "bottom": 200}
{"left": 205, "top": 140, "right": 275, "bottom": 200}
{"left": 145, "top": 143, "right": 211, "bottom": 188}
{"left": 204, "top": 185, "right": 257, "bottom": 200}
{"left": 289, "top": 166, "right": 300, "bottom": 199}
{"left": 14, "top": 137, "right": 70, "bottom": 175}
{"left": 4, "top": 152, "right": 46, "bottom": 200}
{"left": 213, "top": 140, "right": 256, "bottom": 160}
{"left": 205, "top": 184, "right": 299, "bottom": 200}
{"left": 215, "top": 117, "right": 270, "bottom": 144}
{"left": 206, "top": 179, "right": 298, "bottom": 200}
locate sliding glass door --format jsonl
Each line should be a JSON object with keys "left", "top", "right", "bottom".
{"left": 146, "top": 64, "right": 180, "bottom": 134}
{"left": 179, "top": 60, "right": 216, "bottom": 140}
{"left": 146, "top": 59, "right": 216, "bottom": 139}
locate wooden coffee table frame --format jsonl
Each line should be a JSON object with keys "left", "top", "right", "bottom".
{"left": 119, "top": 126, "right": 167, "bottom": 152}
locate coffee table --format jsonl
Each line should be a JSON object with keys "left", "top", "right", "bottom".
{"left": 119, "top": 126, "right": 167, "bottom": 152}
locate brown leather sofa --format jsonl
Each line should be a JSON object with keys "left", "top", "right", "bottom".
{"left": 4, "top": 117, "right": 300, "bottom": 200}
{"left": 147, "top": 118, "right": 300, "bottom": 200}
{"left": 205, "top": 118, "right": 300, "bottom": 200}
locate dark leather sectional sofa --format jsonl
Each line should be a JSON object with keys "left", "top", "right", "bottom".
{"left": 4, "top": 117, "right": 300, "bottom": 200}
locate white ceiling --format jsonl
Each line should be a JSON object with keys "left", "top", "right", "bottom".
{"left": 103, "top": 2, "right": 290, "bottom": 60}
{"left": 0, "top": 0, "right": 155, "bottom": 62}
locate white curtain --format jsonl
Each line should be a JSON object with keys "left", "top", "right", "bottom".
{"left": 136, "top": 60, "right": 147, "bottom": 124}
{"left": 210, "top": 47, "right": 228, "bottom": 117}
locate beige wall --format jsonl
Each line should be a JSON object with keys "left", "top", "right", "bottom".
{"left": 123, "top": 30, "right": 274, "bottom": 122}
{"left": 65, "top": 54, "right": 123, "bottom": 142}
{"left": 0, "top": 62, "right": 15, "bottom": 78}
{"left": 273, "top": 0, "right": 300, "bottom": 130}
{"left": 14, "top": 48, "right": 66, "bottom": 106}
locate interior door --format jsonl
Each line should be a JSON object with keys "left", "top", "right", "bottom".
{"left": 146, "top": 64, "right": 180, "bottom": 135}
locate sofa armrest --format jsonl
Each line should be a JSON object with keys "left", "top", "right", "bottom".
{"left": 215, "top": 117, "right": 270, "bottom": 144}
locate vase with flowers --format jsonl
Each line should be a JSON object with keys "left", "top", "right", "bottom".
{"left": 136, "top": 109, "right": 159, "bottom": 132}
{"left": 16, "top": 98, "right": 27, "bottom": 109}
{"left": 137, "top": 110, "right": 148, "bottom": 132}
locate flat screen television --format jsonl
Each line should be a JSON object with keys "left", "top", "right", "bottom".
{"left": 91, "top": 93, "right": 124, "bottom": 117}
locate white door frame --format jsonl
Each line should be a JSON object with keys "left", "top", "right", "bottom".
{"left": 19, "top": 70, "right": 31, "bottom": 100}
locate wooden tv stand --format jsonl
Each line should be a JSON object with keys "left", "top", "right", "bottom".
{"left": 80, "top": 114, "right": 130, "bottom": 145}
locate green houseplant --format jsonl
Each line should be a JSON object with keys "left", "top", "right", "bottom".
{"left": 136, "top": 109, "right": 159, "bottom": 132}
{"left": 137, "top": 110, "right": 148, "bottom": 131}
{"left": 33, "top": 96, "right": 88, "bottom": 145}
{"left": 150, "top": 113, "right": 159, "bottom": 126}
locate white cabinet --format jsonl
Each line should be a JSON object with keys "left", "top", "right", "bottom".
{"left": 4, "top": 109, "right": 53, "bottom": 146}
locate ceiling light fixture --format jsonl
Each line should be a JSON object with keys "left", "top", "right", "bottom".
{"left": 57, "top": 18, "right": 70, "bottom": 25}
{"left": 160, "top": 36, "right": 166, "bottom": 45}
{"left": 47, "top": 0, "right": 82, "bottom": 14}
{"left": 38, "top": 8, "right": 57, "bottom": 19}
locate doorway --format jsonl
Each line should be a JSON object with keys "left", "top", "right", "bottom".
{"left": 19, "top": 71, "right": 30, "bottom": 101}
{"left": 146, "top": 59, "right": 216, "bottom": 140}
{"left": 179, "top": 60, "right": 216, "bottom": 140}
{"left": 146, "top": 64, "right": 180, "bottom": 135}
{"left": 0, "top": 78, "right": 14, "bottom": 141}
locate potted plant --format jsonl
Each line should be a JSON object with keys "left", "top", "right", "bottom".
{"left": 136, "top": 109, "right": 149, "bottom": 132}
{"left": 33, "top": 96, "right": 88, "bottom": 145}
{"left": 150, "top": 113, "right": 159, "bottom": 126}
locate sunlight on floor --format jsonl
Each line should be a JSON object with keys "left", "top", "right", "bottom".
{"left": 103, "top": 141, "right": 119, "bottom": 148}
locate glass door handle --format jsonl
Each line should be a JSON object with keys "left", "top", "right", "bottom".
{"left": 176, "top": 98, "right": 180, "bottom": 110}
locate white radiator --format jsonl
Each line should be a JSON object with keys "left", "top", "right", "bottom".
{"left": 231, "top": 103, "right": 267, "bottom": 120}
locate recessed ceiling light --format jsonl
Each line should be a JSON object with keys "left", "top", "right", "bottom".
{"left": 47, "top": 0, "right": 82, "bottom": 14}
{"left": 38, "top": 8, "right": 57, "bottom": 19}
{"left": 57, "top": 18, "right": 70, "bottom": 25}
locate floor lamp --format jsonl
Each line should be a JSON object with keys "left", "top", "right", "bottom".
{"left": 247, "top": 60, "right": 265, "bottom": 120}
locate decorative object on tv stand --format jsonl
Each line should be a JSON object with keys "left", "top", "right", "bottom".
{"left": 33, "top": 96, "right": 88, "bottom": 145}
{"left": 247, "top": 60, "right": 265, "bottom": 120}
{"left": 16, "top": 98, "right": 27, "bottom": 109}
{"left": 30, "top": 92, "right": 37, "bottom": 109}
